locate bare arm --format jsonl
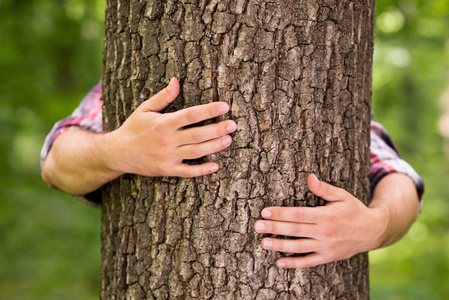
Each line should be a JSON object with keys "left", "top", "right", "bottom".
{"left": 254, "top": 173, "right": 420, "bottom": 268}
{"left": 42, "top": 78, "right": 237, "bottom": 195}
{"left": 369, "top": 173, "right": 420, "bottom": 248}
{"left": 42, "top": 129, "right": 122, "bottom": 195}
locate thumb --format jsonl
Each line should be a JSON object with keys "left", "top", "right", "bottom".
{"left": 307, "top": 174, "right": 347, "bottom": 202}
{"left": 139, "top": 77, "right": 180, "bottom": 112}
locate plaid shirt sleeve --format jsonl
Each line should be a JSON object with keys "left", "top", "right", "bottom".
{"left": 40, "top": 83, "right": 103, "bottom": 206}
{"left": 370, "top": 121, "right": 424, "bottom": 202}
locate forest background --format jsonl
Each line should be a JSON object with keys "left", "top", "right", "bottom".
{"left": 0, "top": 0, "right": 448, "bottom": 299}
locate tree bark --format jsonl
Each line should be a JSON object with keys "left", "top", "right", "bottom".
{"left": 101, "top": 0, "right": 374, "bottom": 299}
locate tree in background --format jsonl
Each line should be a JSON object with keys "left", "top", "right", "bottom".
{"left": 102, "top": 0, "right": 374, "bottom": 298}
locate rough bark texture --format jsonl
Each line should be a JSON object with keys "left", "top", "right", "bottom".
{"left": 102, "top": 0, "right": 374, "bottom": 299}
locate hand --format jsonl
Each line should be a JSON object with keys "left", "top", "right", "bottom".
{"left": 254, "top": 174, "right": 387, "bottom": 268}
{"left": 106, "top": 77, "right": 237, "bottom": 178}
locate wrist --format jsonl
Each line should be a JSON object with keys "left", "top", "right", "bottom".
{"left": 96, "top": 130, "right": 126, "bottom": 178}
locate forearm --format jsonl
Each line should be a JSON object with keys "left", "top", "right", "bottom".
{"left": 369, "top": 173, "right": 420, "bottom": 248}
{"left": 42, "top": 81, "right": 236, "bottom": 195}
{"left": 42, "top": 129, "right": 122, "bottom": 195}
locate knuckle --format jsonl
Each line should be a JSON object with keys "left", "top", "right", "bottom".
{"left": 156, "top": 136, "right": 173, "bottom": 148}
{"left": 190, "top": 130, "right": 202, "bottom": 143}
{"left": 292, "top": 224, "right": 302, "bottom": 237}
{"left": 190, "top": 147, "right": 202, "bottom": 159}
{"left": 185, "top": 109, "right": 198, "bottom": 124}
{"left": 209, "top": 106, "right": 217, "bottom": 118}
{"left": 185, "top": 170, "right": 196, "bottom": 178}
{"left": 322, "top": 228, "right": 336, "bottom": 239}
{"left": 181, "top": 168, "right": 195, "bottom": 178}
{"left": 291, "top": 259, "right": 305, "bottom": 269}
{"left": 161, "top": 87, "right": 171, "bottom": 98}
{"left": 274, "top": 241, "right": 284, "bottom": 252}
{"left": 215, "top": 138, "right": 226, "bottom": 151}
{"left": 271, "top": 208, "right": 282, "bottom": 220}
{"left": 293, "top": 208, "right": 303, "bottom": 221}
{"left": 153, "top": 117, "right": 170, "bottom": 132}
{"left": 216, "top": 124, "right": 225, "bottom": 137}
{"left": 322, "top": 183, "right": 332, "bottom": 195}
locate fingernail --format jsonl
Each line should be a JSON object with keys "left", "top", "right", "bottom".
{"left": 219, "top": 104, "right": 229, "bottom": 113}
{"left": 255, "top": 222, "right": 265, "bottom": 232}
{"left": 210, "top": 165, "right": 219, "bottom": 173}
{"left": 227, "top": 122, "right": 236, "bottom": 133}
{"left": 263, "top": 240, "right": 273, "bottom": 249}
{"left": 261, "top": 209, "right": 271, "bottom": 219}
{"left": 277, "top": 261, "right": 286, "bottom": 268}
{"left": 222, "top": 136, "right": 232, "bottom": 146}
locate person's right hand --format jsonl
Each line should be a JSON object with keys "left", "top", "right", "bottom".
{"left": 106, "top": 77, "right": 237, "bottom": 178}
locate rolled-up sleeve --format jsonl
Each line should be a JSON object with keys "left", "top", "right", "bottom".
{"left": 370, "top": 121, "right": 425, "bottom": 202}
{"left": 40, "top": 84, "right": 103, "bottom": 169}
{"left": 40, "top": 83, "right": 103, "bottom": 206}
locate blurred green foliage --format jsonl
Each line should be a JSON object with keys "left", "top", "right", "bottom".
{"left": 0, "top": 0, "right": 448, "bottom": 299}
{"left": 0, "top": 0, "right": 105, "bottom": 299}
{"left": 370, "top": 1, "right": 449, "bottom": 299}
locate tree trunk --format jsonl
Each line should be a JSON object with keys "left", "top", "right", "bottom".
{"left": 101, "top": 0, "right": 374, "bottom": 299}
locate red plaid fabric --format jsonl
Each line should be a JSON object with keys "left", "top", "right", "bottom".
{"left": 370, "top": 121, "right": 424, "bottom": 202}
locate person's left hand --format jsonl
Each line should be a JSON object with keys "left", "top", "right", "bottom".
{"left": 254, "top": 174, "right": 387, "bottom": 268}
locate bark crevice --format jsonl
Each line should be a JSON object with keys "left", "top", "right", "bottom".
{"left": 102, "top": 0, "right": 374, "bottom": 298}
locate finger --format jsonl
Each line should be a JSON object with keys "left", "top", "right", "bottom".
{"left": 176, "top": 120, "right": 237, "bottom": 145}
{"left": 168, "top": 102, "right": 230, "bottom": 129}
{"left": 254, "top": 220, "right": 318, "bottom": 238}
{"left": 260, "top": 206, "right": 321, "bottom": 224}
{"left": 139, "top": 77, "right": 180, "bottom": 112}
{"left": 261, "top": 237, "right": 318, "bottom": 254}
{"left": 175, "top": 135, "right": 233, "bottom": 160}
{"left": 307, "top": 173, "right": 349, "bottom": 202}
{"left": 276, "top": 253, "right": 327, "bottom": 269}
{"left": 171, "top": 162, "right": 220, "bottom": 178}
